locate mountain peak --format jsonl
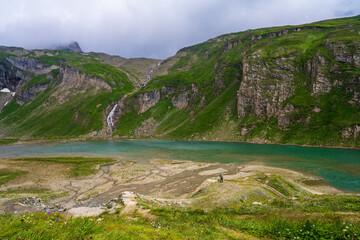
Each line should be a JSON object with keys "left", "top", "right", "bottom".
{"left": 55, "top": 41, "right": 82, "bottom": 52}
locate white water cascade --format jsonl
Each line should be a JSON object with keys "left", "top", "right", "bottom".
{"left": 146, "top": 68, "right": 154, "bottom": 82}
{"left": 143, "top": 61, "right": 164, "bottom": 86}
{"left": 106, "top": 103, "right": 118, "bottom": 134}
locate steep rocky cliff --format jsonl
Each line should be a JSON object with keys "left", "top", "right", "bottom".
{"left": 6, "top": 57, "right": 58, "bottom": 75}
{"left": 0, "top": 60, "right": 20, "bottom": 91}
{"left": 237, "top": 55, "right": 296, "bottom": 118}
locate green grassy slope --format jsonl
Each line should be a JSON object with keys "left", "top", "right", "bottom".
{"left": 114, "top": 15, "right": 360, "bottom": 147}
{"left": 0, "top": 50, "right": 135, "bottom": 138}
{"left": 0, "top": 15, "right": 359, "bottom": 147}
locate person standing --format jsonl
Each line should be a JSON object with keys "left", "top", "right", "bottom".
{"left": 219, "top": 173, "right": 223, "bottom": 183}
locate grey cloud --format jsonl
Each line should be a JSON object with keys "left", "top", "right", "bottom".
{"left": 0, "top": 0, "right": 359, "bottom": 59}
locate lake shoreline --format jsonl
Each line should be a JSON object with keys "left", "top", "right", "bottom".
{"left": 1, "top": 136, "right": 359, "bottom": 151}
{"left": 1, "top": 138, "right": 359, "bottom": 192}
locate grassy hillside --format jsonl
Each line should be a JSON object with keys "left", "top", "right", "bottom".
{"left": 0, "top": 50, "right": 136, "bottom": 138}
{"left": 114, "top": 15, "right": 360, "bottom": 148}
{"left": 0, "top": 15, "right": 359, "bottom": 147}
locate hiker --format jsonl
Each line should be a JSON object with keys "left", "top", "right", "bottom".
{"left": 219, "top": 173, "right": 223, "bottom": 183}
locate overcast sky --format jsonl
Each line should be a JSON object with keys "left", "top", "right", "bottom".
{"left": 0, "top": 0, "right": 359, "bottom": 59}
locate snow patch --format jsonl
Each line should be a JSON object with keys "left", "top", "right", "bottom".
{"left": 0, "top": 88, "right": 10, "bottom": 93}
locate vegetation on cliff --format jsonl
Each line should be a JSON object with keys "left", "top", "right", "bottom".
{"left": 0, "top": 15, "right": 359, "bottom": 147}
{"left": 114, "top": 15, "right": 360, "bottom": 147}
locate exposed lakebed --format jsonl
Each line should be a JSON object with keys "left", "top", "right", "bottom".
{"left": 0, "top": 140, "right": 359, "bottom": 192}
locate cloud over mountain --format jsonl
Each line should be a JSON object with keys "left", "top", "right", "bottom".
{"left": 0, "top": 0, "right": 359, "bottom": 59}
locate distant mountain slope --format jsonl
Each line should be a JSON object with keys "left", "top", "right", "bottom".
{"left": 0, "top": 15, "right": 359, "bottom": 147}
{"left": 55, "top": 41, "right": 82, "bottom": 52}
{"left": 0, "top": 47, "right": 158, "bottom": 138}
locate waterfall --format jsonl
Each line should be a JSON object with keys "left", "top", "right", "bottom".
{"left": 144, "top": 67, "right": 154, "bottom": 86}
{"left": 106, "top": 103, "right": 118, "bottom": 134}
{"left": 146, "top": 68, "right": 154, "bottom": 81}
{"left": 143, "top": 61, "right": 164, "bottom": 86}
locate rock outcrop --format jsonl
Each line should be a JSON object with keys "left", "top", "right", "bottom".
{"left": 171, "top": 93, "right": 189, "bottom": 110}
{"left": 237, "top": 55, "right": 296, "bottom": 118}
{"left": 138, "top": 85, "right": 196, "bottom": 113}
{"left": 6, "top": 57, "right": 58, "bottom": 75}
{"left": 17, "top": 82, "right": 51, "bottom": 103}
{"left": 161, "top": 86, "right": 177, "bottom": 97}
{"left": 138, "top": 90, "right": 161, "bottom": 113}
{"left": 277, "top": 104, "right": 295, "bottom": 128}
{"left": 59, "top": 66, "right": 111, "bottom": 90}
{"left": 342, "top": 125, "right": 360, "bottom": 139}
{"left": 0, "top": 60, "right": 20, "bottom": 91}
{"left": 326, "top": 40, "right": 360, "bottom": 67}
{"left": 134, "top": 117, "right": 160, "bottom": 136}
{"left": 308, "top": 53, "right": 332, "bottom": 94}
{"left": 51, "top": 66, "right": 112, "bottom": 104}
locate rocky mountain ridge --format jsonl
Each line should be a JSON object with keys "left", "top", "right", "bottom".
{"left": 0, "top": 15, "right": 359, "bottom": 147}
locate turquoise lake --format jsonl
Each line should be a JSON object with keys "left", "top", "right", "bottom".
{"left": 0, "top": 140, "right": 359, "bottom": 192}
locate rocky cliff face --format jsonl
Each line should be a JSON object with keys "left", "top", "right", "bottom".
{"left": 6, "top": 57, "right": 58, "bottom": 75}
{"left": 137, "top": 85, "right": 195, "bottom": 114}
{"left": 138, "top": 90, "right": 161, "bottom": 113}
{"left": 0, "top": 58, "right": 112, "bottom": 107}
{"left": 326, "top": 40, "right": 360, "bottom": 67}
{"left": 326, "top": 40, "right": 360, "bottom": 107}
{"left": 277, "top": 103, "right": 295, "bottom": 128}
{"left": 308, "top": 53, "right": 332, "bottom": 94}
{"left": 0, "top": 57, "right": 56, "bottom": 104}
{"left": 59, "top": 66, "right": 111, "bottom": 91}
{"left": 51, "top": 66, "right": 112, "bottom": 104}
{"left": 17, "top": 82, "right": 50, "bottom": 103}
{"left": 171, "top": 93, "right": 189, "bottom": 110}
{"left": 0, "top": 60, "right": 20, "bottom": 91}
{"left": 342, "top": 125, "right": 360, "bottom": 139}
{"left": 237, "top": 55, "right": 296, "bottom": 118}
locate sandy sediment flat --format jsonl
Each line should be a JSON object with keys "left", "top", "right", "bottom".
{"left": 0, "top": 157, "right": 342, "bottom": 216}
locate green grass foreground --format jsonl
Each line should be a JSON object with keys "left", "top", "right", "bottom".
{"left": 0, "top": 196, "right": 359, "bottom": 239}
